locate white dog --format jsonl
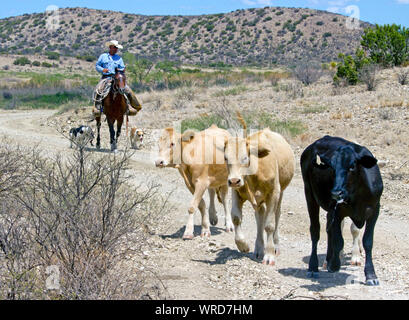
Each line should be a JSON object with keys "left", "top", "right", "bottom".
{"left": 69, "top": 125, "right": 94, "bottom": 148}
{"left": 130, "top": 128, "right": 145, "bottom": 149}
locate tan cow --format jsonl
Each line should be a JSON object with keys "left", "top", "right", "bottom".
{"left": 155, "top": 125, "right": 234, "bottom": 239}
{"left": 223, "top": 122, "right": 295, "bottom": 265}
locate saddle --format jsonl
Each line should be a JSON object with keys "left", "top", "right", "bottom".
{"left": 92, "top": 78, "right": 139, "bottom": 116}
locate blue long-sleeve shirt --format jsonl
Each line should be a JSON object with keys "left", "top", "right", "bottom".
{"left": 95, "top": 53, "right": 125, "bottom": 76}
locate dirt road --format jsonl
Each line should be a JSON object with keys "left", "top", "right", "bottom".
{"left": 1, "top": 109, "right": 408, "bottom": 300}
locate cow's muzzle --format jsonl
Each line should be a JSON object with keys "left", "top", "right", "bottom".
{"left": 228, "top": 178, "right": 243, "bottom": 188}
{"left": 331, "top": 190, "right": 348, "bottom": 204}
{"left": 155, "top": 159, "right": 167, "bottom": 168}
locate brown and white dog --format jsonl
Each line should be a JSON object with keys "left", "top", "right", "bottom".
{"left": 130, "top": 128, "right": 145, "bottom": 149}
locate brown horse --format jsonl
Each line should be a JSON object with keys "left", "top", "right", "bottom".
{"left": 95, "top": 69, "right": 128, "bottom": 152}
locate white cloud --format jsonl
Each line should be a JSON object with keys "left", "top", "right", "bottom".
{"left": 327, "top": 6, "right": 341, "bottom": 13}
{"left": 396, "top": 0, "right": 409, "bottom": 3}
{"left": 242, "top": 0, "right": 273, "bottom": 6}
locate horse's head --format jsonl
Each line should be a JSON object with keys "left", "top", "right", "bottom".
{"left": 114, "top": 69, "right": 127, "bottom": 95}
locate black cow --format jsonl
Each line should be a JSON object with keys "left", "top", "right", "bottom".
{"left": 300, "top": 136, "right": 383, "bottom": 286}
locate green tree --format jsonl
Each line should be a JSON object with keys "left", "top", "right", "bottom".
{"left": 128, "top": 59, "right": 154, "bottom": 85}
{"left": 361, "top": 24, "right": 409, "bottom": 67}
{"left": 155, "top": 60, "right": 181, "bottom": 88}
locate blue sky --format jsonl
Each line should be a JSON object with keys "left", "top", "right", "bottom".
{"left": 0, "top": 0, "right": 408, "bottom": 27}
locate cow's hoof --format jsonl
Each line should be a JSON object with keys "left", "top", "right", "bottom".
{"left": 254, "top": 247, "right": 264, "bottom": 260}
{"left": 350, "top": 257, "right": 362, "bottom": 266}
{"left": 307, "top": 271, "right": 320, "bottom": 279}
{"left": 327, "top": 267, "right": 340, "bottom": 273}
{"left": 225, "top": 226, "right": 234, "bottom": 233}
{"left": 366, "top": 278, "right": 380, "bottom": 286}
{"left": 182, "top": 233, "right": 194, "bottom": 240}
{"left": 262, "top": 254, "right": 275, "bottom": 266}
{"left": 235, "top": 239, "right": 250, "bottom": 253}
{"left": 201, "top": 230, "right": 211, "bottom": 238}
{"left": 225, "top": 222, "right": 234, "bottom": 233}
{"left": 209, "top": 217, "right": 218, "bottom": 226}
{"left": 328, "top": 260, "right": 341, "bottom": 273}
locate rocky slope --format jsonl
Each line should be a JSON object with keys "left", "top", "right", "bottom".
{"left": 0, "top": 6, "right": 371, "bottom": 66}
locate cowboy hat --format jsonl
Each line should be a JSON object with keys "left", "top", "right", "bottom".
{"left": 105, "top": 40, "right": 123, "bottom": 50}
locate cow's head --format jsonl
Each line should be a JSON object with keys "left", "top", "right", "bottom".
{"left": 316, "top": 145, "right": 378, "bottom": 204}
{"left": 155, "top": 128, "right": 178, "bottom": 168}
{"left": 155, "top": 128, "right": 194, "bottom": 168}
{"left": 224, "top": 134, "right": 270, "bottom": 188}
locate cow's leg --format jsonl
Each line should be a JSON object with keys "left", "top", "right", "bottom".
{"left": 263, "top": 186, "right": 281, "bottom": 266}
{"left": 208, "top": 188, "right": 218, "bottom": 226}
{"left": 305, "top": 184, "right": 320, "bottom": 278}
{"left": 324, "top": 218, "right": 345, "bottom": 269}
{"left": 363, "top": 205, "right": 380, "bottom": 286}
{"left": 328, "top": 214, "right": 344, "bottom": 273}
{"left": 183, "top": 181, "right": 209, "bottom": 239}
{"left": 198, "top": 198, "right": 210, "bottom": 238}
{"left": 273, "top": 191, "right": 284, "bottom": 256}
{"left": 219, "top": 185, "right": 234, "bottom": 232}
{"left": 254, "top": 204, "right": 266, "bottom": 260}
{"left": 232, "top": 190, "right": 249, "bottom": 253}
{"left": 107, "top": 118, "right": 117, "bottom": 152}
{"left": 350, "top": 221, "right": 362, "bottom": 266}
{"left": 96, "top": 117, "right": 101, "bottom": 150}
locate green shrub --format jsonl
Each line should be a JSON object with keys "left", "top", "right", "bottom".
{"left": 334, "top": 49, "right": 371, "bottom": 85}
{"left": 41, "top": 62, "right": 53, "bottom": 68}
{"left": 45, "top": 51, "right": 60, "bottom": 60}
{"left": 76, "top": 54, "right": 95, "bottom": 62}
{"left": 13, "top": 57, "right": 31, "bottom": 66}
{"left": 32, "top": 61, "right": 41, "bottom": 67}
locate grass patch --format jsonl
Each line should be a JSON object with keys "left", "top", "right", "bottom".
{"left": 0, "top": 87, "right": 91, "bottom": 110}
{"left": 19, "top": 91, "right": 87, "bottom": 109}
{"left": 181, "top": 112, "right": 306, "bottom": 138}
{"left": 213, "top": 85, "right": 249, "bottom": 97}
{"left": 181, "top": 114, "right": 227, "bottom": 132}
{"left": 301, "top": 104, "right": 327, "bottom": 114}
{"left": 0, "top": 71, "right": 99, "bottom": 89}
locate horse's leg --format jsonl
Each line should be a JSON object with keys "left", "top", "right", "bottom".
{"left": 107, "top": 118, "right": 117, "bottom": 152}
{"left": 116, "top": 116, "right": 123, "bottom": 145}
{"left": 96, "top": 116, "right": 101, "bottom": 150}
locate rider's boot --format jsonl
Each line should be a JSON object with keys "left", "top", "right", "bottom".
{"left": 124, "top": 87, "right": 142, "bottom": 116}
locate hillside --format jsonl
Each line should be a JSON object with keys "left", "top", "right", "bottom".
{"left": 0, "top": 6, "right": 372, "bottom": 67}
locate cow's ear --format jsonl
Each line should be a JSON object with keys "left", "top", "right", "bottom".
{"left": 356, "top": 147, "right": 378, "bottom": 168}
{"left": 257, "top": 146, "right": 270, "bottom": 158}
{"left": 249, "top": 145, "right": 271, "bottom": 158}
{"left": 358, "top": 155, "right": 378, "bottom": 168}
{"left": 314, "top": 153, "right": 331, "bottom": 168}
{"left": 181, "top": 130, "right": 195, "bottom": 142}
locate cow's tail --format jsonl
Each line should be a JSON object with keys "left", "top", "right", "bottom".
{"left": 236, "top": 111, "right": 247, "bottom": 138}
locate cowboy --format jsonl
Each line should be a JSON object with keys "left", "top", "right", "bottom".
{"left": 93, "top": 40, "right": 142, "bottom": 116}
